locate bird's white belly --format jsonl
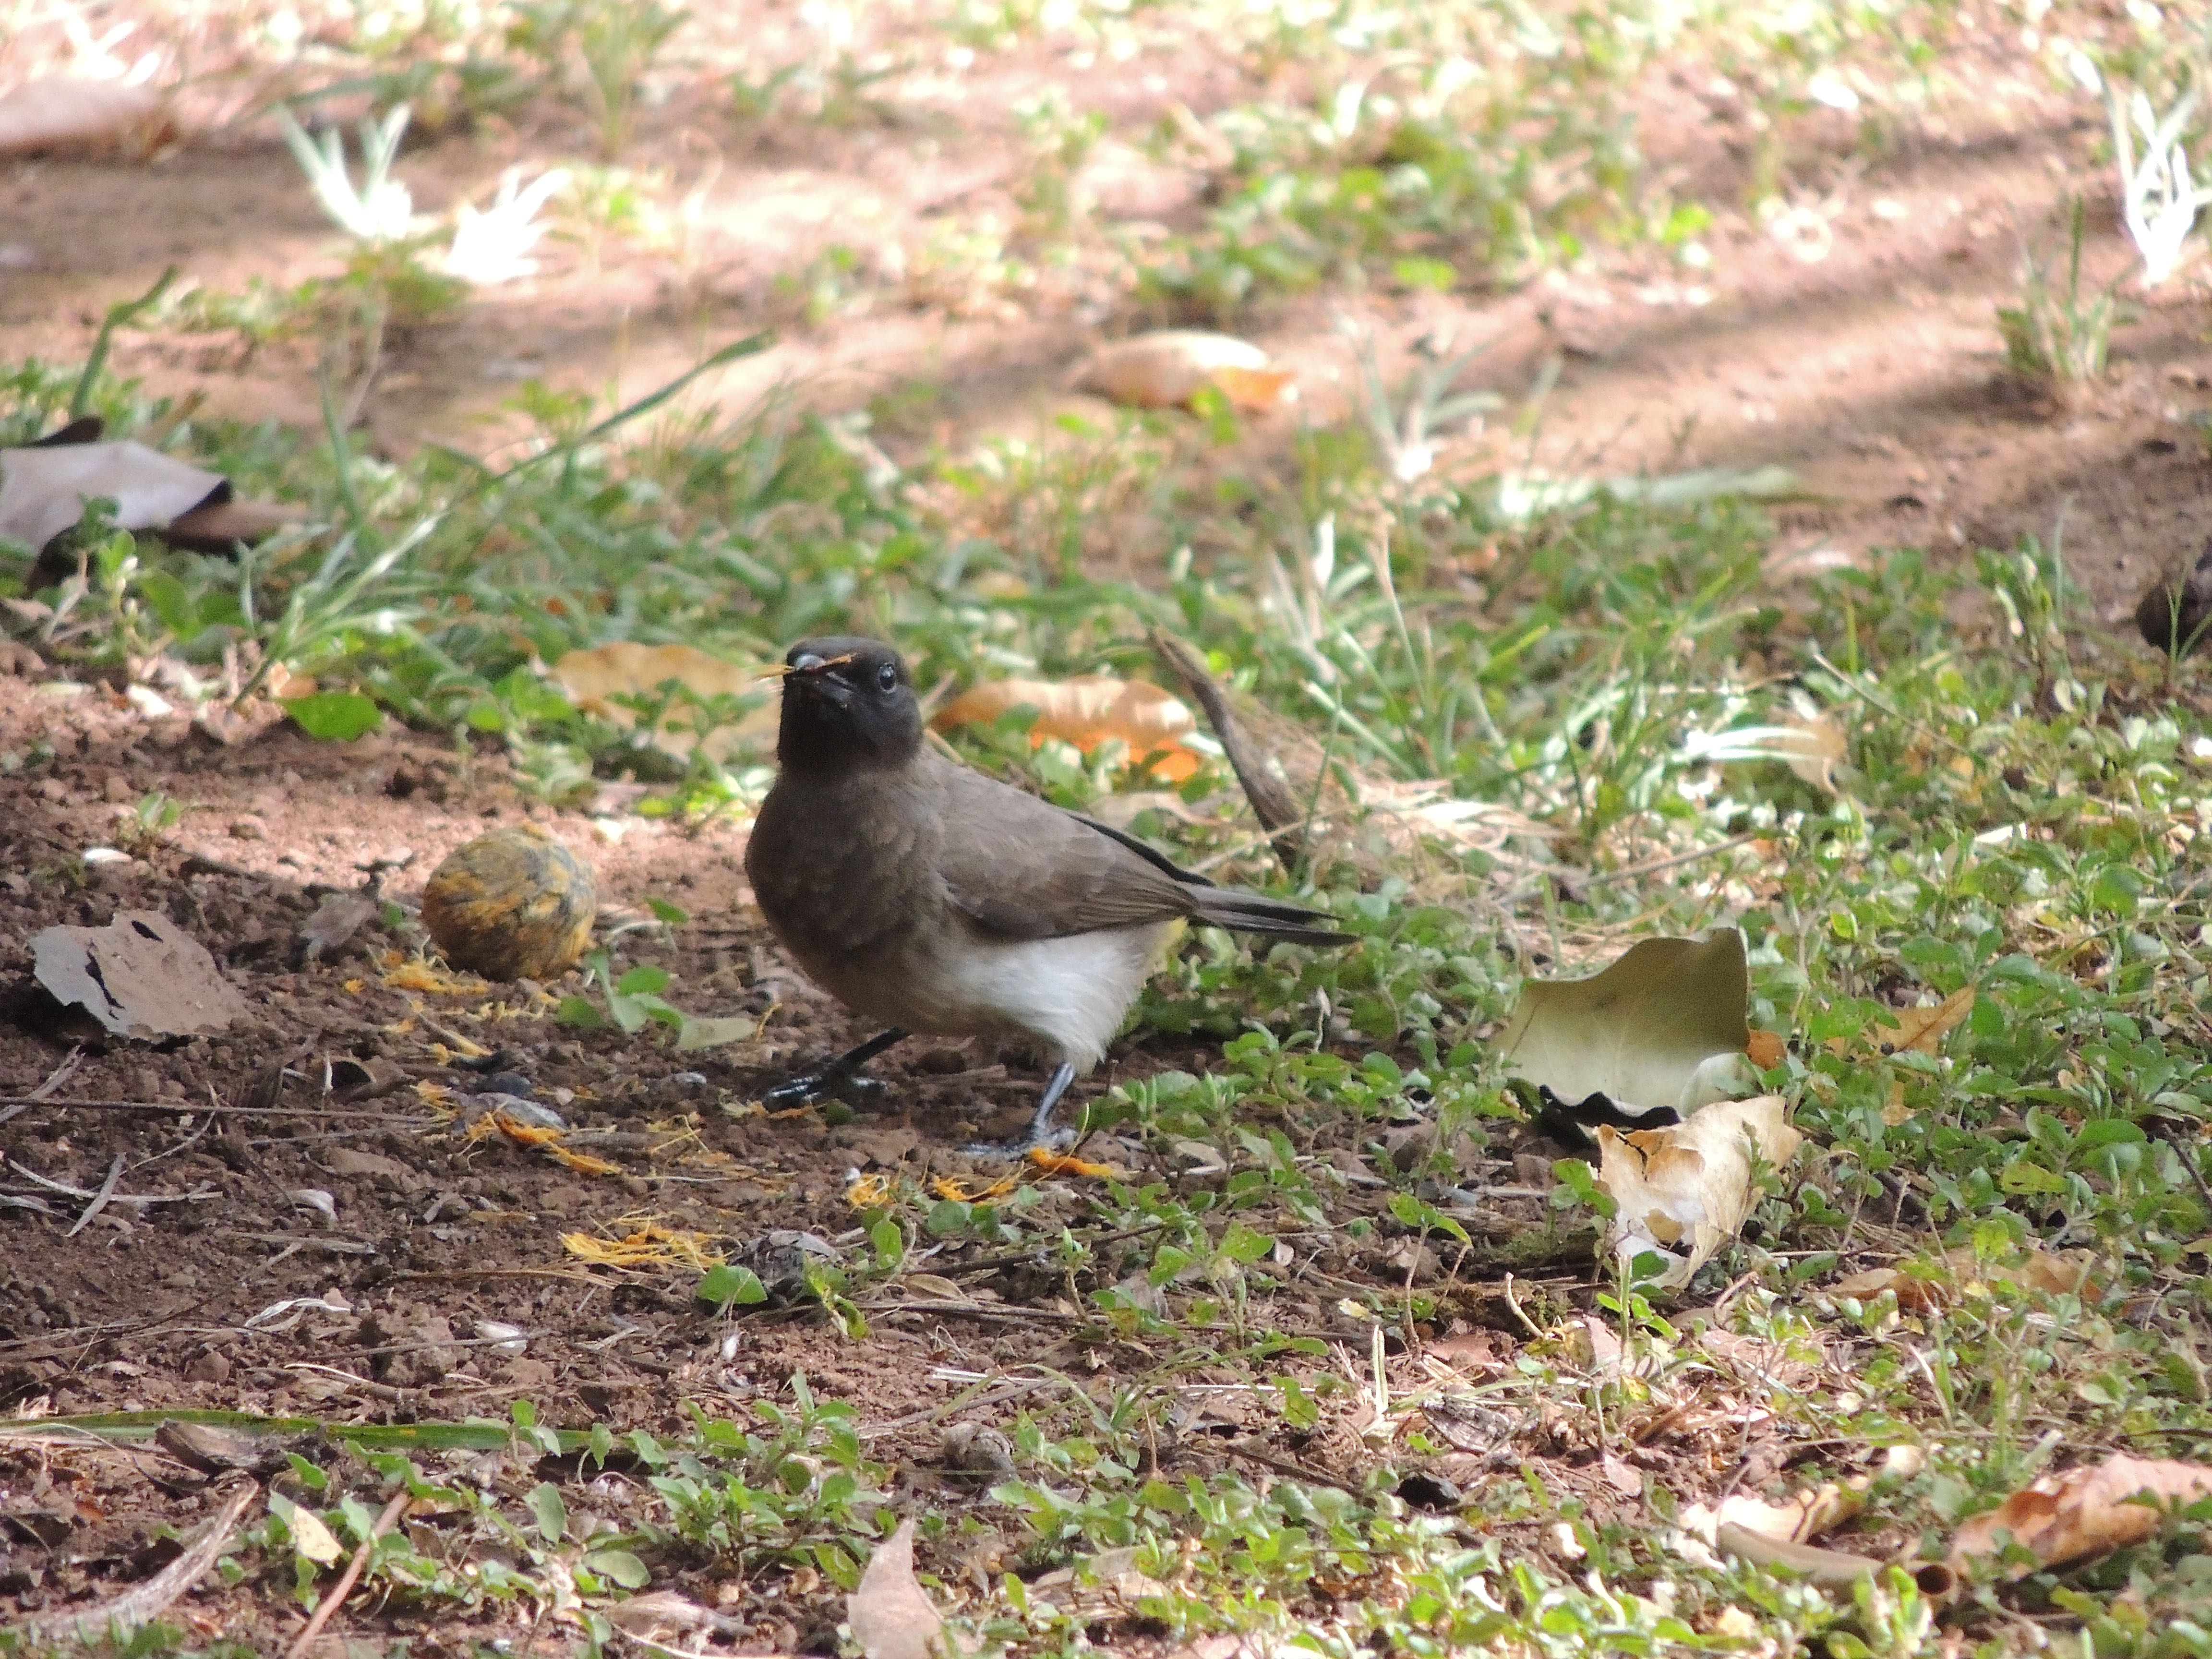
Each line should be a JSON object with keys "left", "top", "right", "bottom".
{"left": 894, "top": 923, "right": 1174, "bottom": 1071}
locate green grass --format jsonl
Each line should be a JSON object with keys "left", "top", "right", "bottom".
{"left": 11, "top": 328, "right": 2212, "bottom": 1654}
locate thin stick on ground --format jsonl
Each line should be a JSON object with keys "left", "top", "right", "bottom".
{"left": 1152, "top": 627, "right": 1308, "bottom": 877}
{"left": 65, "top": 1154, "right": 126, "bottom": 1238}
{"left": 284, "top": 1488, "right": 414, "bottom": 1659}
{"left": 24, "top": 1479, "right": 258, "bottom": 1643}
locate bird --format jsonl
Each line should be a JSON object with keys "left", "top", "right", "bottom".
{"left": 2137, "top": 534, "right": 2212, "bottom": 658}
{"left": 743, "top": 636, "right": 1355, "bottom": 1153}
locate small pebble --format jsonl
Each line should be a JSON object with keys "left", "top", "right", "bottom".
{"left": 460, "top": 1092, "right": 565, "bottom": 1130}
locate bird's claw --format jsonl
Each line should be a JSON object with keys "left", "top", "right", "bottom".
{"left": 762, "top": 1070, "right": 888, "bottom": 1109}
{"left": 959, "top": 1122, "right": 1077, "bottom": 1160}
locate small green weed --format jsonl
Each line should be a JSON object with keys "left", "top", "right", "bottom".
{"left": 1996, "top": 195, "right": 2133, "bottom": 387}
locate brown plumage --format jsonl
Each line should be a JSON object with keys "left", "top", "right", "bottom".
{"left": 743, "top": 636, "right": 1352, "bottom": 1149}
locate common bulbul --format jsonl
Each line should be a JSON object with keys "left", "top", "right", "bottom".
{"left": 744, "top": 636, "right": 1354, "bottom": 1150}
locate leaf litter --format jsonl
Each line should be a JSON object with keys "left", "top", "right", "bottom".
{"left": 31, "top": 909, "right": 247, "bottom": 1039}
{"left": 933, "top": 673, "right": 1205, "bottom": 779}
{"left": 850, "top": 1518, "right": 949, "bottom": 1659}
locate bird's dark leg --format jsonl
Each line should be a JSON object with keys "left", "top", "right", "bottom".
{"left": 762, "top": 1028, "right": 908, "bottom": 1108}
{"left": 964, "top": 1060, "right": 1078, "bottom": 1158}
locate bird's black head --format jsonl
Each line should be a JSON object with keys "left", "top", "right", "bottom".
{"left": 774, "top": 636, "right": 922, "bottom": 772}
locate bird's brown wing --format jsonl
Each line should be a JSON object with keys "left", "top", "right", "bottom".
{"left": 927, "top": 753, "right": 1198, "bottom": 941}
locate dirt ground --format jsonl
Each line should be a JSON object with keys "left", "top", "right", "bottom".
{"left": 3, "top": 7, "right": 2207, "bottom": 621}
{"left": 0, "top": 662, "right": 1621, "bottom": 1649}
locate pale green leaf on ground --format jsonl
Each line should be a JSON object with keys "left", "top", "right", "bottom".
{"left": 1497, "top": 929, "right": 1751, "bottom": 1113}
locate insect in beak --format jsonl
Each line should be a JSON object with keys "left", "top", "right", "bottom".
{"left": 759, "top": 651, "right": 856, "bottom": 681}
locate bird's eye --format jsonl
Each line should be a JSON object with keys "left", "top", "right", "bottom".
{"left": 875, "top": 661, "right": 899, "bottom": 693}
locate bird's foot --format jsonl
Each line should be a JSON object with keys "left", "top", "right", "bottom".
{"left": 959, "top": 1121, "right": 1078, "bottom": 1160}
{"left": 959, "top": 1060, "right": 1079, "bottom": 1160}
{"left": 762, "top": 1069, "right": 889, "bottom": 1110}
{"left": 760, "top": 1029, "right": 909, "bottom": 1110}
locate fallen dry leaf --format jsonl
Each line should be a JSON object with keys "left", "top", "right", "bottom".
{"left": 1597, "top": 1094, "right": 1803, "bottom": 1286}
{"left": 1827, "top": 985, "right": 1976, "bottom": 1124}
{"left": 1499, "top": 929, "right": 1754, "bottom": 1115}
{"left": 0, "top": 441, "right": 224, "bottom": 549}
{"left": 603, "top": 1590, "right": 743, "bottom": 1641}
{"left": 933, "top": 675, "right": 1202, "bottom": 779}
{"left": 1878, "top": 986, "right": 1975, "bottom": 1055}
{"left": 1745, "top": 1029, "right": 1786, "bottom": 1069}
{"left": 1684, "top": 1483, "right": 1863, "bottom": 1549}
{"left": 1949, "top": 1454, "right": 2212, "bottom": 1574}
{"left": 850, "top": 1517, "right": 945, "bottom": 1659}
{"left": 283, "top": 1501, "right": 344, "bottom": 1565}
{"left": 0, "top": 78, "right": 169, "bottom": 157}
{"left": 32, "top": 911, "right": 247, "bottom": 1039}
{"left": 1777, "top": 715, "right": 1846, "bottom": 791}
{"left": 1832, "top": 1246, "right": 2096, "bottom": 1310}
{"left": 550, "top": 641, "right": 776, "bottom": 760}
{"left": 1073, "top": 331, "right": 1294, "bottom": 412}
{"left": 1683, "top": 715, "right": 1846, "bottom": 792}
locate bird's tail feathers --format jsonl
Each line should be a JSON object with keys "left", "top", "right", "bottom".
{"left": 1190, "top": 888, "right": 1355, "bottom": 948}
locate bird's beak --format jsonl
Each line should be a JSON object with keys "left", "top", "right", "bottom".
{"left": 764, "top": 650, "right": 856, "bottom": 706}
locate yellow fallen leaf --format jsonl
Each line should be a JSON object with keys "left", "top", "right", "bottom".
{"left": 551, "top": 641, "right": 777, "bottom": 760}
{"left": 1830, "top": 1246, "right": 2096, "bottom": 1310}
{"left": 931, "top": 1173, "right": 1019, "bottom": 1203}
{"left": 562, "top": 1225, "right": 723, "bottom": 1269}
{"left": 545, "top": 1144, "right": 621, "bottom": 1177}
{"left": 1949, "top": 1454, "right": 2212, "bottom": 1574}
{"left": 1072, "top": 331, "right": 1293, "bottom": 411}
{"left": 933, "top": 674, "right": 1202, "bottom": 780}
{"left": 847, "top": 1172, "right": 894, "bottom": 1208}
{"left": 383, "top": 960, "right": 479, "bottom": 995}
{"left": 284, "top": 1503, "right": 343, "bottom": 1566}
{"left": 1879, "top": 986, "right": 1975, "bottom": 1055}
{"left": 1834, "top": 986, "right": 1976, "bottom": 1124}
